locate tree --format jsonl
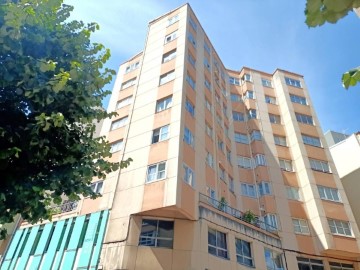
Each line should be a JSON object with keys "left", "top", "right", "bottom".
{"left": 0, "top": 0, "right": 131, "bottom": 239}
{"left": 305, "top": 0, "right": 360, "bottom": 89}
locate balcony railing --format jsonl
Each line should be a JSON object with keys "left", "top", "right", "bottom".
{"left": 49, "top": 200, "right": 78, "bottom": 215}
{"left": 199, "top": 193, "right": 278, "bottom": 234}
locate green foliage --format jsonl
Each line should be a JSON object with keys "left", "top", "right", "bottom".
{"left": 242, "top": 210, "right": 256, "bottom": 223}
{"left": 305, "top": 0, "right": 360, "bottom": 89}
{"left": 218, "top": 196, "right": 227, "bottom": 211}
{"left": 0, "top": 0, "right": 131, "bottom": 239}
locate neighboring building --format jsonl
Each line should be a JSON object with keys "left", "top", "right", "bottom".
{"left": 328, "top": 132, "right": 360, "bottom": 231}
{"left": 324, "top": 130, "right": 349, "bottom": 147}
{"left": 2, "top": 4, "right": 360, "bottom": 270}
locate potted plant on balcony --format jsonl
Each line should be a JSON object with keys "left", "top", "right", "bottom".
{"left": 243, "top": 210, "right": 256, "bottom": 224}
{"left": 218, "top": 197, "right": 227, "bottom": 212}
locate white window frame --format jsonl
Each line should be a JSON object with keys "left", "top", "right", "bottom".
{"left": 187, "top": 31, "right": 196, "bottom": 47}
{"left": 290, "top": 94, "right": 307, "bottom": 105}
{"left": 146, "top": 161, "right": 167, "bottom": 183}
{"left": 274, "top": 135, "right": 287, "bottom": 146}
{"left": 206, "top": 152, "right": 214, "bottom": 168}
{"left": 302, "top": 134, "right": 322, "bottom": 147}
{"left": 328, "top": 219, "right": 352, "bottom": 236}
{"left": 242, "top": 73, "right": 252, "bottom": 82}
{"left": 152, "top": 125, "right": 170, "bottom": 144}
{"left": 208, "top": 228, "right": 228, "bottom": 259}
{"left": 184, "top": 127, "right": 194, "bottom": 147}
{"left": 110, "top": 140, "right": 123, "bottom": 153}
{"left": 297, "top": 257, "right": 324, "bottom": 270}
{"left": 164, "top": 31, "right": 177, "bottom": 44}
{"left": 125, "top": 61, "right": 140, "bottom": 74}
{"left": 231, "top": 93, "right": 242, "bottom": 102}
{"left": 159, "top": 70, "right": 175, "bottom": 85}
{"left": 156, "top": 96, "right": 172, "bottom": 113}
{"left": 265, "top": 95, "right": 277, "bottom": 104}
{"left": 258, "top": 181, "right": 271, "bottom": 196}
{"left": 90, "top": 180, "right": 104, "bottom": 194}
{"left": 205, "top": 99, "right": 212, "bottom": 112}
{"left": 264, "top": 214, "right": 278, "bottom": 230}
{"left": 329, "top": 262, "right": 354, "bottom": 270}
{"left": 121, "top": 78, "right": 136, "bottom": 90}
{"left": 186, "top": 74, "right": 196, "bottom": 89}
{"left": 229, "top": 177, "right": 234, "bottom": 193}
{"left": 279, "top": 159, "right": 293, "bottom": 172}
{"left": 233, "top": 111, "right": 245, "bottom": 122}
{"left": 204, "top": 57, "right": 211, "bottom": 71}
{"left": 116, "top": 95, "right": 133, "bottom": 110}
{"left": 261, "top": 78, "right": 272, "bottom": 87}
{"left": 238, "top": 156, "right": 253, "bottom": 169}
{"left": 229, "top": 77, "right": 240, "bottom": 85}
{"left": 285, "top": 77, "right": 302, "bottom": 88}
{"left": 219, "top": 165, "right": 226, "bottom": 181}
{"left": 204, "top": 78, "right": 211, "bottom": 90}
{"left": 204, "top": 41, "right": 211, "bottom": 54}
{"left": 188, "top": 52, "right": 195, "bottom": 66}
{"left": 110, "top": 116, "right": 128, "bottom": 130}
{"left": 296, "top": 113, "right": 314, "bottom": 125}
{"left": 245, "top": 90, "right": 255, "bottom": 100}
{"left": 183, "top": 163, "right": 195, "bottom": 187}
{"left": 254, "top": 154, "right": 267, "bottom": 167}
{"left": 241, "top": 183, "right": 257, "bottom": 198}
{"left": 167, "top": 14, "right": 179, "bottom": 26}
{"left": 235, "top": 133, "right": 249, "bottom": 144}
{"left": 189, "top": 17, "right": 197, "bottom": 31}
{"left": 309, "top": 159, "right": 330, "bottom": 173}
{"left": 317, "top": 186, "right": 341, "bottom": 202}
{"left": 163, "top": 49, "right": 176, "bottom": 63}
{"left": 247, "top": 109, "right": 257, "bottom": 120}
{"left": 286, "top": 186, "right": 301, "bottom": 201}
{"left": 235, "top": 238, "right": 254, "bottom": 267}
{"left": 293, "top": 218, "right": 310, "bottom": 234}
{"left": 264, "top": 248, "right": 283, "bottom": 270}
{"left": 269, "top": 114, "right": 281, "bottom": 124}
{"left": 205, "top": 123, "right": 213, "bottom": 139}
{"left": 185, "top": 99, "right": 195, "bottom": 117}
{"left": 251, "top": 130, "right": 262, "bottom": 141}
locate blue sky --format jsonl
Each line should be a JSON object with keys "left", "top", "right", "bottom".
{"left": 66, "top": 0, "right": 360, "bottom": 134}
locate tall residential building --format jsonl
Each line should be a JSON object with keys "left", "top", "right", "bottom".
{"left": 1, "top": 4, "right": 360, "bottom": 270}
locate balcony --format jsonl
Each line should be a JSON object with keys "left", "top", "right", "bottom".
{"left": 199, "top": 193, "right": 278, "bottom": 234}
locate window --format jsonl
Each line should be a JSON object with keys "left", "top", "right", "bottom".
{"left": 204, "top": 57, "right": 210, "bottom": 71}
{"left": 224, "top": 125, "right": 229, "bottom": 138}
{"left": 238, "top": 156, "right": 253, "bottom": 169}
{"left": 226, "top": 149, "right": 232, "bottom": 163}
{"left": 296, "top": 113, "right": 314, "bottom": 125}
{"left": 139, "top": 219, "right": 174, "bottom": 248}
{"left": 146, "top": 161, "right": 166, "bottom": 182}
{"left": 164, "top": 31, "right": 177, "bottom": 44}
{"left": 188, "top": 31, "right": 196, "bottom": 47}
{"left": 264, "top": 249, "right": 283, "bottom": 270}
{"left": 215, "top": 93, "right": 220, "bottom": 104}
{"left": 206, "top": 152, "right": 214, "bottom": 168}
{"left": 167, "top": 14, "right": 179, "bottom": 26}
{"left": 269, "top": 114, "right": 281, "bottom": 124}
{"left": 245, "top": 90, "right": 255, "bottom": 99}
{"left": 159, "top": 70, "right": 175, "bottom": 85}
{"left": 217, "top": 138, "right": 224, "bottom": 152}
{"left": 207, "top": 187, "right": 217, "bottom": 206}
{"left": 184, "top": 127, "right": 194, "bottom": 147}
{"left": 121, "top": 78, "right": 136, "bottom": 89}
{"left": 116, "top": 96, "right": 133, "bottom": 109}
{"left": 247, "top": 109, "right": 257, "bottom": 120}
{"left": 183, "top": 164, "right": 195, "bottom": 186}
{"left": 163, "top": 49, "right": 176, "bottom": 63}
{"left": 274, "top": 135, "right": 287, "bottom": 146}
{"left": 265, "top": 95, "right": 277, "bottom": 104}
{"left": 90, "top": 181, "right": 104, "bottom": 194}
{"left": 186, "top": 74, "right": 196, "bottom": 89}
{"left": 309, "top": 159, "right": 330, "bottom": 173}
{"left": 229, "top": 177, "right": 234, "bottom": 193}
{"left": 235, "top": 239, "right": 253, "bottom": 267}
{"left": 242, "top": 73, "right": 252, "bottom": 82}
{"left": 229, "top": 76, "right": 240, "bottom": 85}
{"left": 230, "top": 93, "right": 242, "bottom": 102}
{"left": 152, "top": 125, "right": 169, "bottom": 144}
{"left": 110, "top": 140, "right": 123, "bottom": 153}
{"left": 286, "top": 186, "right": 301, "bottom": 201}
{"left": 264, "top": 214, "right": 278, "bottom": 230}
{"left": 125, "top": 62, "right": 140, "bottom": 73}
{"left": 187, "top": 52, "right": 195, "bottom": 66}
{"left": 258, "top": 181, "right": 271, "bottom": 196}
{"left": 223, "top": 104, "right": 228, "bottom": 118}
{"left": 318, "top": 186, "right": 341, "bottom": 202}
{"left": 110, "top": 116, "right": 128, "bottom": 130}
{"left": 189, "top": 17, "right": 197, "bottom": 31}
{"left": 285, "top": 77, "right": 301, "bottom": 88}
{"left": 290, "top": 94, "right": 307, "bottom": 105}
{"left": 262, "top": 78, "right": 272, "bottom": 87}
{"left": 233, "top": 111, "right": 245, "bottom": 122}
{"left": 216, "top": 113, "right": 222, "bottom": 127}
{"left": 297, "top": 257, "right": 324, "bottom": 270}
{"left": 185, "top": 99, "right": 195, "bottom": 117}
{"left": 205, "top": 123, "right": 213, "bottom": 139}
{"left": 302, "top": 134, "right": 322, "bottom": 147}
{"left": 241, "top": 183, "right": 256, "bottom": 197}
{"left": 208, "top": 228, "right": 228, "bottom": 259}
{"left": 254, "top": 154, "right": 266, "bottom": 166}
{"left": 219, "top": 166, "right": 225, "bottom": 181}
{"left": 205, "top": 99, "right": 212, "bottom": 112}
{"left": 279, "top": 159, "right": 293, "bottom": 171}
{"left": 235, "top": 133, "right": 249, "bottom": 144}
{"left": 329, "top": 262, "right": 354, "bottom": 270}
{"left": 293, "top": 219, "right": 310, "bottom": 234}
{"left": 204, "top": 78, "right": 211, "bottom": 90}
{"left": 156, "top": 96, "right": 172, "bottom": 112}
{"left": 251, "top": 130, "right": 262, "bottom": 141}
{"left": 328, "top": 219, "right": 352, "bottom": 236}
{"left": 204, "top": 41, "right": 211, "bottom": 54}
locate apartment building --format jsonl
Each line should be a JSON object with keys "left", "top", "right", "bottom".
{"left": 1, "top": 4, "right": 360, "bottom": 270}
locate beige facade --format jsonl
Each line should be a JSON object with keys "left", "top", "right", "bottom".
{"left": 2, "top": 4, "right": 360, "bottom": 270}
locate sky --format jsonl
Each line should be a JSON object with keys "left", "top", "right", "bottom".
{"left": 65, "top": 0, "right": 360, "bottom": 135}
